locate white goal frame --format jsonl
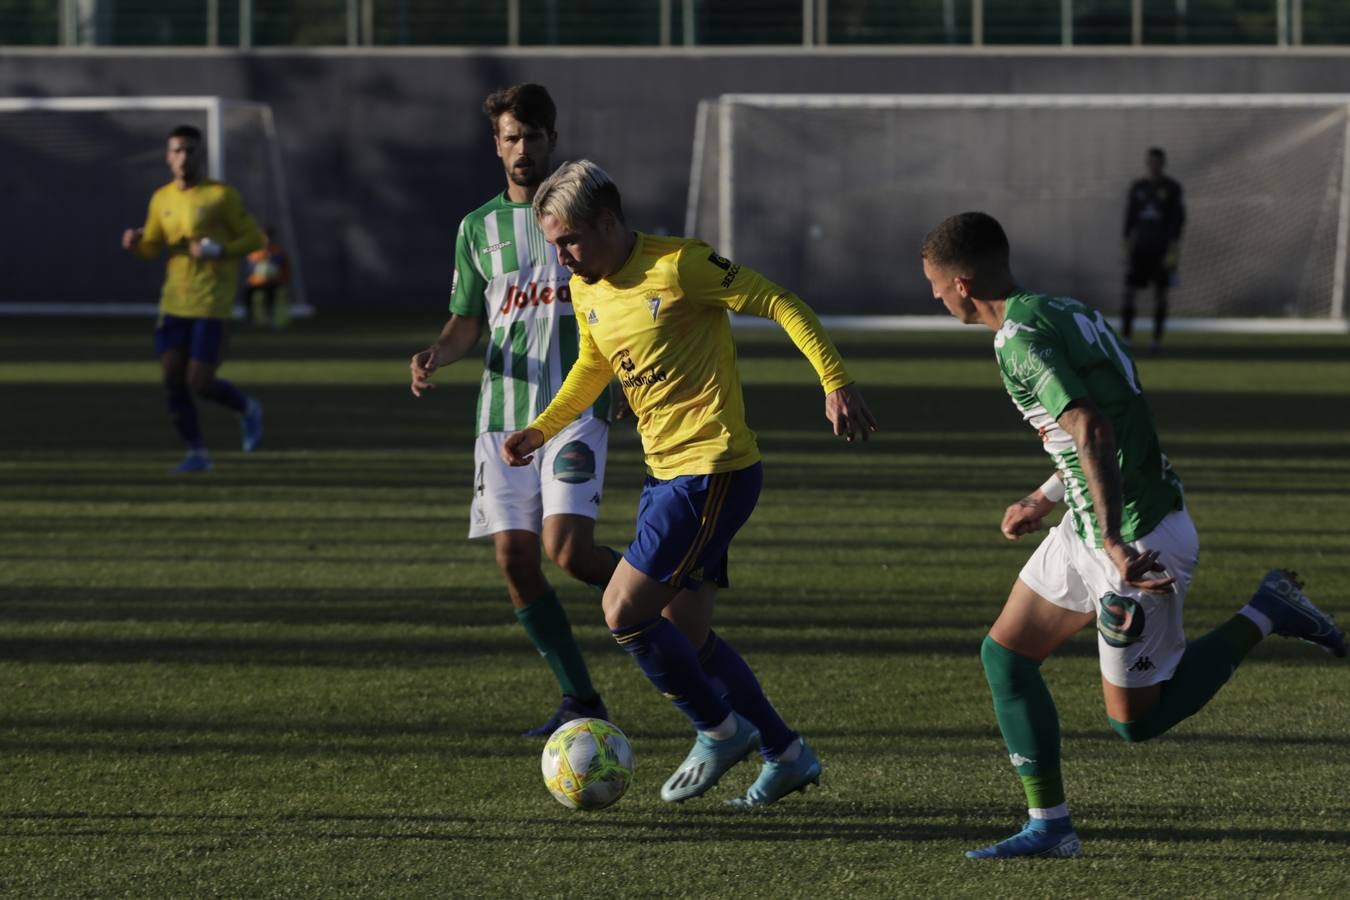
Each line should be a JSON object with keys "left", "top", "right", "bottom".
{"left": 0, "top": 95, "right": 310, "bottom": 317}
{"left": 690, "top": 93, "right": 1350, "bottom": 333}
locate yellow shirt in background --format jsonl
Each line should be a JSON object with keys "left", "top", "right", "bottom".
{"left": 530, "top": 233, "right": 853, "bottom": 478}
{"left": 135, "top": 179, "right": 264, "bottom": 319}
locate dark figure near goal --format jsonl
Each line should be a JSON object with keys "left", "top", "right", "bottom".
{"left": 1122, "top": 147, "right": 1185, "bottom": 354}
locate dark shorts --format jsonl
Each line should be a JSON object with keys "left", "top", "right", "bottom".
{"left": 625, "top": 462, "right": 763, "bottom": 591}
{"left": 1126, "top": 249, "right": 1169, "bottom": 289}
{"left": 154, "top": 314, "right": 225, "bottom": 364}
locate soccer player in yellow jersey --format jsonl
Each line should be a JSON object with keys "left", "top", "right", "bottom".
{"left": 121, "top": 124, "right": 265, "bottom": 472}
{"left": 503, "top": 160, "right": 877, "bottom": 807}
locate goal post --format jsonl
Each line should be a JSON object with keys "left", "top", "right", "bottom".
{"left": 688, "top": 93, "right": 1350, "bottom": 333}
{"left": 0, "top": 95, "right": 309, "bottom": 317}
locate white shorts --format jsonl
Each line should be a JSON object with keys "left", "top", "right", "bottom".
{"left": 1018, "top": 508, "right": 1199, "bottom": 688}
{"left": 468, "top": 417, "right": 609, "bottom": 539}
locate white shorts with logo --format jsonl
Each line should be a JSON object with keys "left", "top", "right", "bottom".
{"left": 468, "top": 416, "right": 609, "bottom": 539}
{"left": 1018, "top": 507, "right": 1198, "bottom": 688}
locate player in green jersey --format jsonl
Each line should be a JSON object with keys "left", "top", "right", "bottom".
{"left": 409, "top": 84, "right": 621, "bottom": 737}
{"left": 921, "top": 211, "right": 1345, "bottom": 860}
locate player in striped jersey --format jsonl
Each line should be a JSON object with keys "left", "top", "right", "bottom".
{"left": 121, "top": 124, "right": 266, "bottom": 473}
{"left": 921, "top": 212, "right": 1344, "bottom": 860}
{"left": 409, "top": 85, "right": 621, "bottom": 737}
{"left": 503, "top": 160, "right": 878, "bottom": 807}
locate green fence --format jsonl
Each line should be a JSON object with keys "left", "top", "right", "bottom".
{"left": 3, "top": 1, "right": 1348, "bottom": 48}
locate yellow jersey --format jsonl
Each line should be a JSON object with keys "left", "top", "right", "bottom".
{"left": 134, "top": 179, "right": 264, "bottom": 319}
{"left": 529, "top": 233, "right": 853, "bottom": 478}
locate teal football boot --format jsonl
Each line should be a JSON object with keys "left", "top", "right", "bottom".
{"left": 660, "top": 713, "right": 759, "bottom": 803}
{"left": 726, "top": 737, "right": 821, "bottom": 808}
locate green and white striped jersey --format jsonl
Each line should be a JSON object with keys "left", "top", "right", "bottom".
{"left": 994, "top": 290, "right": 1184, "bottom": 548}
{"left": 449, "top": 192, "right": 610, "bottom": 435}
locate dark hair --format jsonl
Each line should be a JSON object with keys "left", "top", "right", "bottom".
{"left": 168, "top": 124, "right": 202, "bottom": 143}
{"left": 1147, "top": 146, "right": 1166, "bottom": 163}
{"left": 483, "top": 83, "right": 557, "bottom": 135}
{"left": 920, "top": 211, "right": 1010, "bottom": 273}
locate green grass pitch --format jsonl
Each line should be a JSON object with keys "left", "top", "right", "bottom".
{"left": 1, "top": 313, "right": 1348, "bottom": 897}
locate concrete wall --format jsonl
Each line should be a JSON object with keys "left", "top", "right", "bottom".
{"left": 3, "top": 48, "right": 1349, "bottom": 310}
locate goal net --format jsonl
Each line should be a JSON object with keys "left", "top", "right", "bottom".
{"left": 0, "top": 96, "right": 308, "bottom": 316}
{"left": 687, "top": 94, "right": 1350, "bottom": 331}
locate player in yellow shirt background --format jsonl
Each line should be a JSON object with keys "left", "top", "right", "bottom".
{"left": 503, "top": 160, "right": 877, "bottom": 807}
{"left": 121, "top": 124, "right": 266, "bottom": 473}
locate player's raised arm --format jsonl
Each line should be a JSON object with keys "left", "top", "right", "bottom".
{"left": 680, "top": 244, "right": 878, "bottom": 441}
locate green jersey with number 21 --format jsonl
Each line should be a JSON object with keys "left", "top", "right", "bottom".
{"left": 994, "top": 290, "right": 1184, "bottom": 548}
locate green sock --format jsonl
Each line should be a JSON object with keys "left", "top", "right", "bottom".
{"left": 981, "top": 636, "right": 1066, "bottom": 810}
{"left": 1109, "top": 613, "right": 1261, "bottom": 742}
{"left": 513, "top": 590, "right": 597, "bottom": 702}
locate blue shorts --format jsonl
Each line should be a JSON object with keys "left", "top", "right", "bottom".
{"left": 625, "top": 462, "right": 763, "bottom": 591}
{"left": 154, "top": 314, "right": 225, "bottom": 364}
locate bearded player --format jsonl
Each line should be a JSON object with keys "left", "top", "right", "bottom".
{"left": 409, "top": 85, "right": 621, "bottom": 737}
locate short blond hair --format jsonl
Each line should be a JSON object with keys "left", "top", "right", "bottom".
{"left": 533, "top": 159, "right": 625, "bottom": 229}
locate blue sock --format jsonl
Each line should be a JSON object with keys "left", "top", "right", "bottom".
{"left": 199, "top": 378, "right": 248, "bottom": 414}
{"left": 166, "top": 385, "right": 202, "bottom": 449}
{"left": 699, "top": 630, "right": 796, "bottom": 757}
{"left": 612, "top": 617, "right": 731, "bottom": 731}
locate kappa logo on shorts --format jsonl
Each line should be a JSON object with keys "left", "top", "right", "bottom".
{"left": 1128, "top": 656, "right": 1155, "bottom": 673}
{"left": 553, "top": 440, "right": 597, "bottom": 485}
{"left": 1098, "top": 593, "right": 1147, "bottom": 648}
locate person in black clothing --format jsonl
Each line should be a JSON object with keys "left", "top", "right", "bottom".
{"left": 1122, "top": 147, "right": 1185, "bottom": 352}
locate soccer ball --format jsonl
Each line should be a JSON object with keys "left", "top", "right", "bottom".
{"left": 541, "top": 717, "right": 635, "bottom": 810}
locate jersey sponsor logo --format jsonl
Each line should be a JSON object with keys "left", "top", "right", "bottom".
{"left": 1098, "top": 593, "right": 1147, "bottom": 648}
{"left": 647, "top": 295, "right": 662, "bottom": 320}
{"left": 481, "top": 239, "right": 513, "bottom": 255}
{"left": 615, "top": 350, "right": 668, "bottom": 388}
{"left": 498, "top": 281, "right": 571, "bottom": 314}
{"left": 1003, "top": 345, "right": 1054, "bottom": 384}
{"left": 706, "top": 250, "right": 740, "bottom": 288}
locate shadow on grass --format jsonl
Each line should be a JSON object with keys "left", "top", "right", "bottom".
{"left": 0, "top": 629, "right": 1338, "bottom": 666}
{"left": 4, "top": 379, "right": 1350, "bottom": 470}
{"left": 4, "top": 716, "right": 1348, "bottom": 760}
{"left": 1, "top": 806, "right": 1345, "bottom": 847}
